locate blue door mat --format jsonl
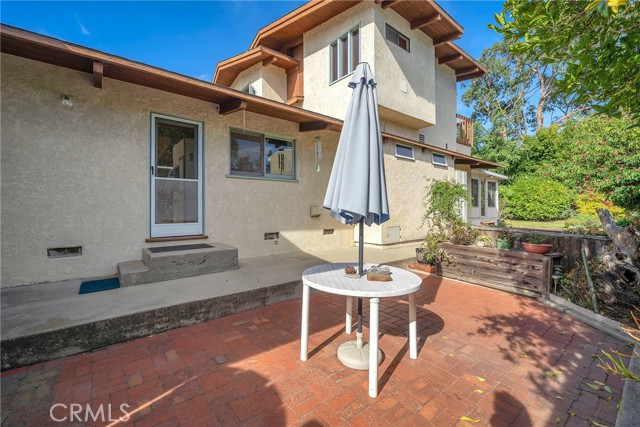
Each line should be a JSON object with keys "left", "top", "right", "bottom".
{"left": 79, "top": 277, "right": 120, "bottom": 294}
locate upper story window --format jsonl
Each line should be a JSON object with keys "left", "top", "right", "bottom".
{"left": 330, "top": 26, "right": 360, "bottom": 83}
{"left": 240, "top": 82, "right": 256, "bottom": 95}
{"left": 395, "top": 143, "right": 414, "bottom": 160}
{"left": 385, "top": 24, "right": 410, "bottom": 52}
{"left": 432, "top": 153, "right": 448, "bottom": 167}
{"left": 229, "top": 129, "right": 295, "bottom": 180}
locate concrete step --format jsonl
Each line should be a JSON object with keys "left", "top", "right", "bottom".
{"left": 118, "top": 242, "right": 238, "bottom": 286}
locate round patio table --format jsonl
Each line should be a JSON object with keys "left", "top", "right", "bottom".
{"left": 300, "top": 263, "right": 422, "bottom": 397}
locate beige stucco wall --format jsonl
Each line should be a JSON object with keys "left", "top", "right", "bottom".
{"left": 260, "top": 65, "right": 287, "bottom": 103}
{"left": 419, "top": 64, "right": 462, "bottom": 153}
{"left": 302, "top": 1, "right": 375, "bottom": 121}
{"left": 372, "top": 5, "right": 436, "bottom": 129}
{"left": 230, "top": 62, "right": 263, "bottom": 95}
{"left": 0, "top": 54, "right": 352, "bottom": 287}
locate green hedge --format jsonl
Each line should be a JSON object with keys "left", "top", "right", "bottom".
{"left": 501, "top": 176, "right": 574, "bottom": 221}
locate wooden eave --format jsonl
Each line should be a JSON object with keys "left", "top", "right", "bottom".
{"left": 250, "top": 0, "right": 484, "bottom": 80}
{"left": 0, "top": 24, "right": 341, "bottom": 132}
{"left": 213, "top": 46, "right": 299, "bottom": 87}
{"left": 382, "top": 133, "right": 502, "bottom": 169}
{"left": 250, "top": 0, "right": 362, "bottom": 50}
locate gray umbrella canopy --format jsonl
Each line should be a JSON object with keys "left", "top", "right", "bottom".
{"left": 323, "top": 63, "right": 389, "bottom": 227}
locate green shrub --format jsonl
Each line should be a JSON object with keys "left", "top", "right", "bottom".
{"left": 501, "top": 176, "right": 574, "bottom": 221}
{"left": 575, "top": 192, "right": 626, "bottom": 219}
{"left": 422, "top": 179, "right": 470, "bottom": 229}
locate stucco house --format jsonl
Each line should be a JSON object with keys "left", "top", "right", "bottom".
{"left": 0, "top": 0, "right": 503, "bottom": 288}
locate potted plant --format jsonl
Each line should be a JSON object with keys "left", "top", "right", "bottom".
{"left": 522, "top": 234, "right": 552, "bottom": 254}
{"left": 496, "top": 230, "right": 513, "bottom": 251}
{"left": 476, "top": 235, "right": 493, "bottom": 248}
{"left": 416, "top": 231, "right": 448, "bottom": 273}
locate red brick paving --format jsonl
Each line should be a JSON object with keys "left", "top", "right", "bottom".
{"left": 1, "top": 275, "right": 632, "bottom": 427}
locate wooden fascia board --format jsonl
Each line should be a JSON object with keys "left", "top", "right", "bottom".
{"left": 249, "top": 0, "right": 326, "bottom": 49}
{"left": 214, "top": 46, "right": 299, "bottom": 85}
{"left": 455, "top": 66, "right": 480, "bottom": 76}
{"left": 410, "top": 13, "right": 442, "bottom": 30}
{"left": 93, "top": 60, "right": 103, "bottom": 89}
{"left": 381, "top": 0, "right": 409, "bottom": 9}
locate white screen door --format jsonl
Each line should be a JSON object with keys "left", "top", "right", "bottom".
{"left": 150, "top": 113, "right": 203, "bottom": 238}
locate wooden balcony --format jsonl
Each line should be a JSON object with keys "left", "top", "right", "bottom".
{"left": 456, "top": 114, "right": 473, "bottom": 147}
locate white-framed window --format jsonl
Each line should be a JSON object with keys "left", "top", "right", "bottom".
{"left": 488, "top": 181, "right": 497, "bottom": 207}
{"left": 385, "top": 24, "right": 410, "bottom": 52}
{"left": 394, "top": 143, "right": 414, "bottom": 160}
{"left": 471, "top": 178, "right": 480, "bottom": 207}
{"left": 229, "top": 129, "right": 295, "bottom": 180}
{"left": 330, "top": 26, "right": 360, "bottom": 83}
{"left": 240, "top": 82, "right": 256, "bottom": 95}
{"left": 432, "top": 153, "right": 448, "bottom": 166}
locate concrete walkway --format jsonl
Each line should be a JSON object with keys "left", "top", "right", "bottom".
{"left": 1, "top": 273, "right": 632, "bottom": 427}
{"left": 1, "top": 246, "right": 416, "bottom": 369}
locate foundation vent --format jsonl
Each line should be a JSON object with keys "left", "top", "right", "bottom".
{"left": 264, "top": 232, "right": 279, "bottom": 240}
{"left": 323, "top": 229, "right": 335, "bottom": 235}
{"left": 419, "top": 134, "right": 425, "bottom": 144}
{"left": 47, "top": 246, "right": 82, "bottom": 258}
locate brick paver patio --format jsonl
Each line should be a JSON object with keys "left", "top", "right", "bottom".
{"left": 1, "top": 274, "right": 631, "bottom": 427}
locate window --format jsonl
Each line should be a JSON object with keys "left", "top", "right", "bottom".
{"left": 488, "top": 181, "right": 497, "bottom": 207}
{"left": 230, "top": 130, "right": 295, "bottom": 180}
{"left": 385, "top": 24, "right": 410, "bottom": 52}
{"left": 330, "top": 26, "right": 360, "bottom": 83}
{"left": 471, "top": 179, "right": 479, "bottom": 207}
{"left": 395, "top": 143, "right": 414, "bottom": 160}
{"left": 432, "top": 153, "right": 448, "bottom": 166}
{"left": 240, "top": 83, "right": 256, "bottom": 95}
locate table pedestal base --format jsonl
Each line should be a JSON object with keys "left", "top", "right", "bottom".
{"left": 337, "top": 340, "right": 383, "bottom": 370}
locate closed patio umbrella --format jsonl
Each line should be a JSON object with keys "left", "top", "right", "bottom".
{"left": 323, "top": 62, "right": 389, "bottom": 370}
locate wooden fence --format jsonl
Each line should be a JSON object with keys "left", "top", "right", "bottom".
{"left": 438, "top": 243, "right": 552, "bottom": 298}
{"left": 474, "top": 227, "right": 610, "bottom": 273}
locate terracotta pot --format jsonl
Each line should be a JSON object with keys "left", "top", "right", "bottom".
{"left": 522, "top": 242, "right": 552, "bottom": 255}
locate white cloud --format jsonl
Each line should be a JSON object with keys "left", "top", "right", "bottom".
{"left": 74, "top": 13, "right": 90, "bottom": 36}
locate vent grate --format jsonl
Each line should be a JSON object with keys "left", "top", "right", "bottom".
{"left": 323, "top": 229, "right": 335, "bottom": 235}
{"left": 264, "top": 232, "right": 279, "bottom": 240}
{"left": 47, "top": 246, "right": 82, "bottom": 258}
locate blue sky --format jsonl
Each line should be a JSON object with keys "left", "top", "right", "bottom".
{"left": 1, "top": 1, "right": 504, "bottom": 116}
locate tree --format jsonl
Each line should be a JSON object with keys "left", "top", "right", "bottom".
{"left": 491, "top": 0, "right": 640, "bottom": 124}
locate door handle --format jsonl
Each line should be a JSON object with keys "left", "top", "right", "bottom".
{"left": 151, "top": 166, "right": 154, "bottom": 176}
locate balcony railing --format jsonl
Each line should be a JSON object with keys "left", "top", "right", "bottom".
{"left": 456, "top": 114, "right": 474, "bottom": 147}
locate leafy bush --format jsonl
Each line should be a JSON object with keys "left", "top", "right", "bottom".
{"left": 523, "top": 234, "right": 546, "bottom": 244}
{"left": 476, "top": 235, "right": 494, "bottom": 247}
{"left": 575, "top": 192, "right": 626, "bottom": 219}
{"left": 501, "top": 176, "right": 574, "bottom": 221}
{"left": 419, "top": 230, "right": 449, "bottom": 266}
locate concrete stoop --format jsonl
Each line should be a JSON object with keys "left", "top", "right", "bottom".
{"left": 118, "top": 243, "right": 238, "bottom": 286}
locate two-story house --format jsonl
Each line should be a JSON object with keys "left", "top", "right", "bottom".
{"left": 0, "top": 0, "right": 502, "bottom": 287}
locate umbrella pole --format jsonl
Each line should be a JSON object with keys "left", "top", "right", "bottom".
{"left": 357, "top": 218, "right": 364, "bottom": 348}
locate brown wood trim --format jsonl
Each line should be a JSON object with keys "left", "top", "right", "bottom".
{"left": 410, "top": 13, "right": 442, "bottom": 30}
{"left": 438, "top": 54, "right": 463, "bottom": 65}
{"left": 300, "top": 120, "right": 331, "bottom": 132}
{"left": 93, "top": 61, "right": 103, "bottom": 88}
{"left": 145, "top": 235, "right": 209, "bottom": 243}
{"left": 457, "top": 71, "right": 485, "bottom": 82}
{"left": 433, "top": 32, "right": 462, "bottom": 47}
{"left": 286, "top": 96, "right": 304, "bottom": 105}
{"left": 456, "top": 66, "right": 480, "bottom": 76}
{"left": 219, "top": 99, "right": 247, "bottom": 115}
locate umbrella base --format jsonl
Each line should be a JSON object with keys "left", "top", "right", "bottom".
{"left": 337, "top": 340, "right": 383, "bottom": 370}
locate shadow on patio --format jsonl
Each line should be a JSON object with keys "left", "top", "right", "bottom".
{"left": 0, "top": 274, "right": 631, "bottom": 427}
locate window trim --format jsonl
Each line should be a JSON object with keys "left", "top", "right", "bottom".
{"left": 471, "top": 178, "right": 480, "bottom": 207}
{"left": 240, "top": 82, "right": 256, "bottom": 95}
{"left": 385, "top": 23, "right": 410, "bottom": 52}
{"left": 487, "top": 181, "right": 497, "bottom": 208}
{"left": 394, "top": 143, "right": 415, "bottom": 160}
{"left": 329, "top": 25, "right": 360, "bottom": 84}
{"left": 228, "top": 128, "right": 296, "bottom": 181}
{"left": 431, "top": 152, "right": 448, "bottom": 167}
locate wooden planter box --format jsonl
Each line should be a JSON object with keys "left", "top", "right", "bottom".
{"left": 438, "top": 243, "right": 553, "bottom": 298}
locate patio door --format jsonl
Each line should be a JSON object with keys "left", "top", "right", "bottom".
{"left": 150, "top": 113, "right": 203, "bottom": 238}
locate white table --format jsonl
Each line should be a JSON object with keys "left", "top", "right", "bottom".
{"left": 300, "top": 263, "right": 422, "bottom": 397}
